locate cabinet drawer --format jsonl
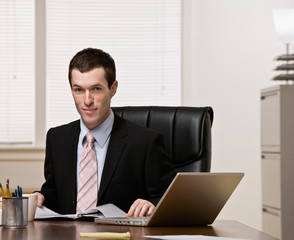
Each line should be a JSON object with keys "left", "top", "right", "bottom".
{"left": 261, "top": 153, "right": 281, "bottom": 208}
{"left": 262, "top": 206, "right": 281, "bottom": 239}
{"left": 261, "top": 92, "right": 280, "bottom": 151}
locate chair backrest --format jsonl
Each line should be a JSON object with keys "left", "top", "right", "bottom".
{"left": 112, "top": 106, "right": 214, "bottom": 173}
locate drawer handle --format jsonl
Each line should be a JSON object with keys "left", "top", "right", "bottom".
{"left": 262, "top": 208, "right": 280, "bottom": 216}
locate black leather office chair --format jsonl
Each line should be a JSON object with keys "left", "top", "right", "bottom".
{"left": 112, "top": 106, "right": 214, "bottom": 173}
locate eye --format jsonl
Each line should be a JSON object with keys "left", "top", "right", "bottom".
{"left": 73, "top": 87, "right": 84, "bottom": 93}
{"left": 91, "top": 87, "right": 102, "bottom": 93}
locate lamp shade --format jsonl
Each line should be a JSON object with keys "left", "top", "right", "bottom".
{"left": 273, "top": 9, "right": 294, "bottom": 43}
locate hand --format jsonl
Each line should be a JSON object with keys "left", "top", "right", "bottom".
{"left": 124, "top": 199, "right": 155, "bottom": 217}
{"left": 35, "top": 192, "right": 45, "bottom": 207}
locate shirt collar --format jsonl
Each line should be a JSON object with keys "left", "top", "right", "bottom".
{"left": 80, "top": 110, "right": 114, "bottom": 148}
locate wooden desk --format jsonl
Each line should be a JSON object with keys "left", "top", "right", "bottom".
{"left": 0, "top": 220, "right": 277, "bottom": 240}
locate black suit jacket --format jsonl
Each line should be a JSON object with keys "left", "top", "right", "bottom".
{"left": 40, "top": 114, "right": 176, "bottom": 214}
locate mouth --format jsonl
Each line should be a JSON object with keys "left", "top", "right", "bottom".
{"left": 82, "top": 108, "right": 97, "bottom": 114}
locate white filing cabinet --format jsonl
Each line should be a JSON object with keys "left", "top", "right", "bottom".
{"left": 261, "top": 85, "right": 294, "bottom": 240}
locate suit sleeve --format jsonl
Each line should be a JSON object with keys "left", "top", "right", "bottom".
{"left": 40, "top": 129, "right": 60, "bottom": 212}
{"left": 145, "top": 133, "right": 176, "bottom": 205}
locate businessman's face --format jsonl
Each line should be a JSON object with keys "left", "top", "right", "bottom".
{"left": 71, "top": 67, "right": 117, "bottom": 130}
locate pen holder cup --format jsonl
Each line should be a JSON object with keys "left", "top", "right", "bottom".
{"left": 1, "top": 197, "right": 28, "bottom": 228}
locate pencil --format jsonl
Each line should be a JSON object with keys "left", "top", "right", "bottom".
{"left": 6, "top": 179, "right": 11, "bottom": 197}
{"left": 80, "top": 232, "right": 130, "bottom": 239}
{"left": 0, "top": 183, "right": 6, "bottom": 197}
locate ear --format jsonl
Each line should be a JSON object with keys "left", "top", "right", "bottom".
{"left": 110, "top": 80, "right": 118, "bottom": 97}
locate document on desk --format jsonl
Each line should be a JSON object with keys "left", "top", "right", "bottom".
{"left": 144, "top": 235, "right": 247, "bottom": 240}
{"left": 35, "top": 203, "right": 126, "bottom": 220}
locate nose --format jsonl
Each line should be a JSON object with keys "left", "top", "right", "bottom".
{"left": 84, "top": 90, "right": 94, "bottom": 106}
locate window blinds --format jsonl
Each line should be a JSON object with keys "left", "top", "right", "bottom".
{"left": 0, "top": 0, "right": 35, "bottom": 145}
{"left": 46, "top": 0, "right": 181, "bottom": 130}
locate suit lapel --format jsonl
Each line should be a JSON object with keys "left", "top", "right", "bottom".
{"left": 65, "top": 120, "right": 80, "bottom": 201}
{"left": 98, "top": 115, "right": 127, "bottom": 200}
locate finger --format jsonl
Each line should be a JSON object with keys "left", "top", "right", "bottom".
{"left": 125, "top": 199, "right": 141, "bottom": 217}
{"left": 134, "top": 202, "right": 144, "bottom": 217}
{"left": 139, "top": 202, "right": 155, "bottom": 217}
{"left": 138, "top": 204, "right": 149, "bottom": 217}
{"left": 36, "top": 193, "right": 44, "bottom": 207}
{"left": 37, "top": 199, "right": 43, "bottom": 207}
{"left": 135, "top": 200, "right": 154, "bottom": 217}
{"left": 146, "top": 204, "right": 155, "bottom": 216}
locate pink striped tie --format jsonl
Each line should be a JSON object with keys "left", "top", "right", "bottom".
{"left": 76, "top": 132, "right": 98, "bottom": 214}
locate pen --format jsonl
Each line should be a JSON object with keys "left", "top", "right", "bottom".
{"left": 0, "top": 182, "right": 6, "bottom": 197}
{"left": 15, "top": 185, "right": 22, "bottom": 197}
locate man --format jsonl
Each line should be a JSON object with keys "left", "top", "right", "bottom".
{"left": 36, "top": 48, "right": 175, "bottom": 217}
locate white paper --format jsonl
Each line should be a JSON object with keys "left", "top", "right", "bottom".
{"left": 35, "top": 206, "right": 78, "bottom": 219}
{"left": 144, "top": 235, "right": 247, "bottom": 240}
{"left": 35, "top": 203, "right": 126, "bottom": 219}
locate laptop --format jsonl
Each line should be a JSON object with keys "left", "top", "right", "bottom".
{"left": 94, "top": 172, "right": 244, "bottom": 227}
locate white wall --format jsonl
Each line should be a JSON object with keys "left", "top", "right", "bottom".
{"left": 0, "top": 149, "right": 45, "bottom": 190}
{"left": 182, "top": 0, "right": 294, "bottom": 230}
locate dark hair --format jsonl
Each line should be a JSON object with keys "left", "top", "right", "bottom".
{"left": 68, "top": 48, "right": 116, "bottom": 88}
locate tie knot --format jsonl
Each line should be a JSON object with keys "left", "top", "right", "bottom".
{"left": 85, "top": 132, "right": 95, "bottom": 143}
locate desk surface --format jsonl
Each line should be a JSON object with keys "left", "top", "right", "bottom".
{"left": 0, "top": 220, "right": 277, "bottom": 240}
